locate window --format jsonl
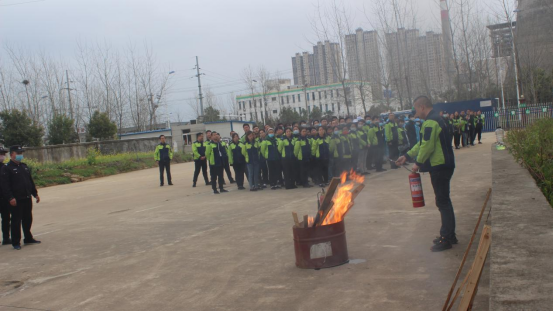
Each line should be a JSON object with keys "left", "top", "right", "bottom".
{"left": 312, "top": 92, "right": 315, "bottom": 100}
{"left": 249, "top": 100, "right": 252, "bottom": 108}
{"left": 308, "top": 106, "right": 311, "bottom": 113}
{"left": 331, "top": 90, "right": 334, "bottom": 98}
{"left": 294, "top": 107, "right": 297, "bottom": 113}
{"left": 318, "top": 91, "right": 322, "bottom": 99}
{"left": 272, "top": 97, "right": 277, "bottom": 101}
{"left": 336, "top": 89, "right": 340, "bottom": 97}
{"left": 307, "top": 93, "right": 309, "bottom": 101}
{"left": 287, "top": 95, "right": 290, "bottom": 104}
{"left": 298, "top": 94, "right": 301, "bottom": 102}
{"left": 319, "top": 104, "right": 322, "bottom": 111}
{"left": 281, "top": 97, "right": 285, "bottom": 105}
{"left": 332, "top": 103, "right": 335, "bottom": 111}
{"left": 292, "top": 95, "right": 295, "bottom": 103}
{"left": 273, "top": 109, "right": 278, "bottom": 114}
{"left": 250, "top": 113, "right": 253, "bottom": 120}
{"left": 324, "top": 91, "right": 327, "bottom": 99}
{"left": 325, "top": 104, "right": 328, "bottom": 111}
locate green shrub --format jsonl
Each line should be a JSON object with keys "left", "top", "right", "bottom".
{"left": 506, "top": 118, "right": 553, "bottom": 206}
{"left": 87, "top": 147, "right": 100, "bottom": 165}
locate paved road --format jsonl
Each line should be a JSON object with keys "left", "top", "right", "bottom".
{"left": 0, "top": 134, "right": 494, "bottom": 311}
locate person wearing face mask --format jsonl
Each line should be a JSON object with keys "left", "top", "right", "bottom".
{"left": 337, "top": 125, "right": 353, "bottom": 174}
{"left": 1, "top": 145, "right": 41, "bottom": 250}
{"left": 329, "top": 126, "right": 341, "bottom": 178}
{"left": 347, "top": 122, "right": 361, "bottom": 173}
{"left": 355, "top": 120, "right": 370, "bottom": 174}
{"left": 312, "top": 126, "right": 331, "bottom": 186}
{"left": 278, "top": 128, "right": 297, "bottom": 189}
{"left": 205, "top": 132, "right": 230, "bottom": 194}
{"left": 370, "top": 116, "right": 387, "bottom": 172}
{"left": 228, "top": 133, "right": 246, "bottom": 190}
{"left": 459, "top": 111, "right": 468, "bottom": 147}
{"left": 385, "top": 113, "right": 400, "bottom": 169}
{"left": 261, "top": 128, "right": 281, "bottom": 190}
{"left": 0, "top": 147, "right": 11, "bottom": 246}
{"left": 294, "top": 128, "right": 313, "bottom": 188}
{"left": 405, "top": 115, "right": 418, "bottom": 152}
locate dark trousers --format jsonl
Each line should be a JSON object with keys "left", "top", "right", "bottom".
{"left": 373, "top": 146, "right": 383, "bottom": 170}
{"left": 351, "top": 152, "right": 359, "bottom": 171}
{"left": 260, "top": 160, "right": 269, "bottom": 184}
{"left": 317, "top": 158, "right": 329, "bottom": 184}
{"left": 10, "top": 198, "right": 34, "bottom": 246}
{"left": 469, "top": 128, "right": 475, "bottom": 145}
{"left": 366, "top": 147, "right": 374, "bottom": 169}
{"left": 193, "top": 159, "right": 209, "bottom": 184}
{"left": 299, "top": 161, "right": 310, "bottom": 185}
{"left": 476, "top": 126, "right": 483, "bottom": 142}
{"left": 276, "top": 160, "right": 284, "bottom": 185}
{"left": 429, "top": 169, "right": 456, "bottom": 240}
{"left": 282, "top": 159, "right": 296, "bottom": 189}
{"left": 339, "top": 158, "right": 352, "bottom": 175}
{"left": 223, "top": 158, "right": 234, "bottom": 182}
{"left": 159, "top": 160, "right": 171, "bottom": 185}
{"left": 453, "top": 132, "right": 461, "bottom": 148}
{"left": 388, "top": 142, "right": 399, "bottom": 168}
{"left": 1, "top": 199, "right": 10, "bottom": 241}
{"left": 267, "top": 160, "right": 279, "bottom": 186}
{"left": 210, "top": 165, "right": 224, "bottom": 191}
{"left": 233, "top": 163, "right": 246, "bottom": 187}
{"left": 294, "top": 160, "right": 301, "bottom": 185}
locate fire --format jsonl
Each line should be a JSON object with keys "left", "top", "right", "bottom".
{"left": 322, "top": 170, "right": 365, "bottom": 226}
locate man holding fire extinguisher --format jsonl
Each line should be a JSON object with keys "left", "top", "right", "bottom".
{"left": 396, "top": 95, "right": 456, "bottom": 252}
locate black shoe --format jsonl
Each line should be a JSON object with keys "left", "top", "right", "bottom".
{"left": 478, "top": 142, "right": 482, "bottom": 144}
{"left": 303, "top": 184, "right": 313, "bottom": 188}
{"left": 238, "top": 186, "right": 246, "bottom": 190}
{"left": 24, "top": 239, "right": 41, "bottom": 245}
{"left": 2, "top": 238, "right": 11, "bottom": 245}
{"left": 376, "top": 168, "right": 387, "bottom": 172}
{"left": 206, "top": 181, "right": 211, "bottom": 186}
{"left": 256, "top": 186, "right": 264, "bottom": 191}
{"left": 230, "top": 180, "right": 236, "bottom": 184}
{"left": 250, "top": 188, "right": 257, "bottom": 192}
{"left": 193, "top": 182, "right": 197, "bottom": 187}
{"left": 271, "top": 186, "right": 277, "bottom": 190}
{"left": 433, "top": 236, "right": 458, "bottom": 245}
{"left": 160, "top": 184, "right": 164, "bottom": 187}
{"left": 168, "top": 182, "right": 173, "bottom": 186}
{"left": 431, "top": 238, "right": 452, "bottom": 252}
{"left": 220, "top": 189, "right": 229, "bottom": 193}
{"left": 13, "top": 245, "right": 21, "bottom": 250}
{"left": 213, "top": 190, "right": 220, "bottom": 194}
{"left": 455, "top": 147, "right": 460, "bottom": 149}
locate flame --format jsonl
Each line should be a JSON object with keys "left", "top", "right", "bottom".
{"left": 321, "top": 170, "right": 365, "bottom": 226}
{"left": 308, "top": 216, "right": 315, "bottom": 227}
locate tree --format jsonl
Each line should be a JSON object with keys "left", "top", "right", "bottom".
{"left": 87, "top": 111, "right": 117, "bottom": 141}
{"left": 203, "top": 106, "right": 222, "bottom": 122}
{"left": 48, "top": 114, "right": 77, "bottom": 145}
{"left": 310, "top": 106, "right": 323, "bottom": 121}
{"left": 0, "top": 109, "right": 44, "bottom": 147}
{"left": 278, "top": 107, "right": 301, "bottom": 125}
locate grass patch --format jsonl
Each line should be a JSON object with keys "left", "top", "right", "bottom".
{"left": 506, "top": 118, "right": 553, "bottom": 206}
{"left": 25, "top": 151, "right": 193, "bottom": 188}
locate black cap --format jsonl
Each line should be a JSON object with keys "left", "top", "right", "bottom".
{"left": 0, "top": 146, "right": 7, "bottom": 154}
{"left": 9, "top": 145, "right": 24, "bottom": 153}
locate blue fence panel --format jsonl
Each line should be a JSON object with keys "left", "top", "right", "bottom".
{"left": 483, "top": 104, "right": 553, "bottom": 132}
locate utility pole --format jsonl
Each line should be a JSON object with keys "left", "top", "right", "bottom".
{"left": 194, "top": 56, "right": 205, "bottom": 119}
{"left": 66, "top": 70, "right": 74, "bottom": 120}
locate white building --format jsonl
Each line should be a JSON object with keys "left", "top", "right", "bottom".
{"left": 235, "top": 81, "right": 374, "bottom": 123}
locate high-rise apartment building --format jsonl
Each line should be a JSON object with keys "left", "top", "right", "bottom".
{"left": 345, "top": 28, "right": 384, "bottom": 100}
{"left": 385, "top": 29, "right": 446, "bottom": 103}
{"left": 291, "top": 41, "right": 343, "bottom": 87}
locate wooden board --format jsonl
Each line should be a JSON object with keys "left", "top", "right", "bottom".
{"left": 315, "top": 177, "right": 341, "bottom": 226}
{"left": 457, "top": 225, "right": 492, "bottom": 311}
{"left": 303, "top": 215, "right": 308, "bottom": 228}
{"left": 350, "top": 183, "right": 365, "bottom": 201}
{"left": 292, "top": 212, "right": 300, "bottom": 227}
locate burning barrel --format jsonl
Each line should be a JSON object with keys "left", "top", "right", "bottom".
{"left": 291, "top": 171, "right": 365, "bottom": 270}
{"left": 293, "top": 219, "right": 349, "bottom": 269}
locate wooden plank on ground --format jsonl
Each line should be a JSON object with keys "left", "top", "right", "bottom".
{"left": 457, "top": 225, "right": 492, "bottom": 311}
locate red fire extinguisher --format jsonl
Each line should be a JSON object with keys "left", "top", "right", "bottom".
{"left": 409, "top": 172, "right": 425, "bottom": 208}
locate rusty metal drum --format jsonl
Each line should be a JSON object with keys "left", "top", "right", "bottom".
{"left": 292, "top": 220, "right": 349, "bottom": 269}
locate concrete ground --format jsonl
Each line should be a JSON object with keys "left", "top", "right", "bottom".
{"left": 0, "top": 133, "right": 494, "bottom": 311}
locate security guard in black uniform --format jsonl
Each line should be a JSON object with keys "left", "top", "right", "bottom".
{"left": 0, "top": 146, "right": 41, "bottom": 250}
{"left": 0, "top": 147, "right": 11, "bottom": 245}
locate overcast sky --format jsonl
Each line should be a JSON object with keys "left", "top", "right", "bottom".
{"left": 0, "top": 0, "right": 498, "bottom": 121}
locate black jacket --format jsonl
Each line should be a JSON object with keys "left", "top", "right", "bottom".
{"left": 1, "top": 160, "right": 38, "bottom": 200}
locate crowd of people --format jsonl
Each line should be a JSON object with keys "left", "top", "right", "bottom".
{"left": 185, "top": 108, "right": 485, "bottom": 194}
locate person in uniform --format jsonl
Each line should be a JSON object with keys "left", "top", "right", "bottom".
{"left": 205, "top": 132, "right": 229, "bottom": 194}
{"left": 396, "top": 96, "right": 456, "bottom": 252}
{"left": 228, "top": 133, "right": 247, "bottom": 190}
{"left": 0, "top": 147, "right": 11, "bottom": 245}
{"left": 154, "top": 135, "right": 173, "bottom": 186}
{"left": 385, "top": 113, "right": 400, "bottom": 169}
{"left": 475, "top": 110, "right": 484, "bottom": 144}
{"left": 1, "top": 145, "right": 41, "bottom": 250}
{"left": 192, "top": 133, "right": 210, "bottom": 187}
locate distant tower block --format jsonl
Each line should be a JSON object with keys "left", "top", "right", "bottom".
{"left": 440, "top": 0, "right": 454, "bottom": 89}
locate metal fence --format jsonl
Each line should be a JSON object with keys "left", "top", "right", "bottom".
{"left": 483, "top": 104, "right": 553, "bottom": 132}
